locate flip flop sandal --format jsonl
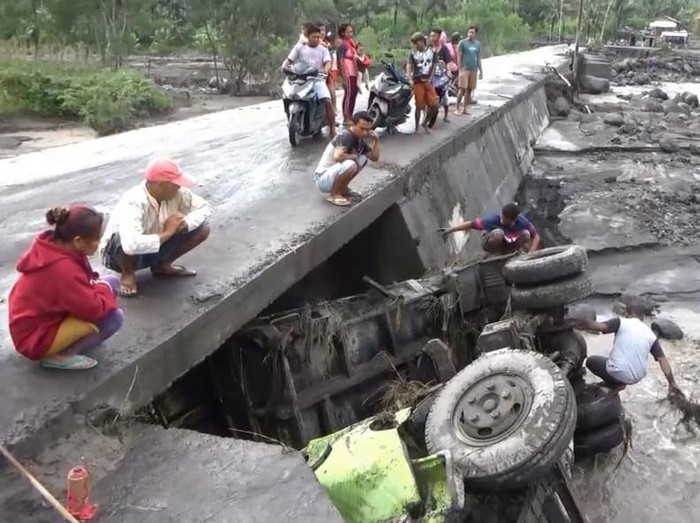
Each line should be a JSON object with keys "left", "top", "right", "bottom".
{"left": 152, "top": 265, "right": 197, "bottom": 278}
{"left": 41, "top": 355, "right": 98, "bottom": 370}
{"left": 345, "top": 189, "right": 363, "bottom": 200}
{"left": 326, "top": 196, "right": 352, "bottom": 207}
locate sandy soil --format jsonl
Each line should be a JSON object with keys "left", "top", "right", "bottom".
{"left": 0, "top": 92, "right": 270, "bottom": 159}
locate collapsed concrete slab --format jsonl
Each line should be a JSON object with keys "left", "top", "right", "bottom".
{"left": 92, "top": 426, "right": 342, "bottom": 523}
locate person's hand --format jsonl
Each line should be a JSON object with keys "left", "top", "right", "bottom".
{"left": 163, "top": 214, "right": 185, "bottom": 236}
{"left": 439, "top": 227, "right": 451, "bottom": 239}
{"left": 668, "top": 383, "right": 685, "bottom": 399}
{"left": 479, "top": 72, "right": 483, "bottom": 80}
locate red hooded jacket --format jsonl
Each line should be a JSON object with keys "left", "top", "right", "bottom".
{"left": 8, "top": 231, "right": 118, "bottom": 360}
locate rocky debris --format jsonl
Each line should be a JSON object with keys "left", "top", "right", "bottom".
{"left": 690, "top": 143, "right": 700, "bottom": 156}
{"left": 618, "top": 295, "right": 659, "bottom": 317}
{"left": 611, "top": 55, "right": 700, "bottom": 86}
{"left": 208, "top": 76, "right": 232, "bottom": 94}
{"left": 603, "top": 113, "right": 625, "bottom": 126}
{"left": 566, "top": 304, "right": 597, "bottom": 322}
{"left": 647, "top": 87, "right": 669, "bottom": 100}
{"left": 651, "top": 318, "right": 684, "bottom": 340}
{"left": 581, "top": 75, "right": 610, "bottom": 94}
{"left": 659, "top": 136, "right": 680, "bottom": 153}
{"left": 681, "top": 91, "right": 699, "bottom": 108}
{"left": 551, "top": 96, "right": 571, "bottom": 117}
{"left": 643, "top": 99, "right": 665, "bottom": 113}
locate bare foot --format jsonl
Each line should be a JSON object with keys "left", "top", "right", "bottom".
{"left": 119, "top": 273, "right": 138, "bottom": 297}
{"left": 151, "top": 264, "right": 197, "bottom": 277}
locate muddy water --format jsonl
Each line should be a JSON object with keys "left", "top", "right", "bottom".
{"left": 571, "top": 302, "right": 700, "bottom": 523}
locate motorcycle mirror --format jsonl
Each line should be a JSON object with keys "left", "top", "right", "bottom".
{"left": 384, "top": 52, "right": 394, "bottom": 59}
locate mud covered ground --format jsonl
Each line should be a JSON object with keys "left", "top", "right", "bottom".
{"left": 0, "top": 52, "right": 272, "bottom": 158}
{"left": 522, "top": 51, "right": 700, "bottom": 523}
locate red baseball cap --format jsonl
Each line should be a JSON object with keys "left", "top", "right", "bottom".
{"left": 144, "top": 158, "right": 194, "bottom": 187}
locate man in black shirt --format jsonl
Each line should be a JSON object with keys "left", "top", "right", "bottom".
{"left": 313, "top": 111, "right": 380, "bottom": 207}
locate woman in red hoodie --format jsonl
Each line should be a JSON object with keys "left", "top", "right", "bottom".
{"left": 9, "top": 205, "right": 124, "bottom": 370}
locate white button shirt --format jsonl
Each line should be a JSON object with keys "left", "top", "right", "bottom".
{"left": 99, "top": 182, "right": 211, "bottom": 257}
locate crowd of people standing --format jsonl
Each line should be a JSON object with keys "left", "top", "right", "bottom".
{"left": 290, "top": 21, "right": 483, "bottom": 131}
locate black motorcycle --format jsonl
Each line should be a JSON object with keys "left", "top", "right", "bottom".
{"left": 367, "top": 53, "right": 413, "bottom": 134}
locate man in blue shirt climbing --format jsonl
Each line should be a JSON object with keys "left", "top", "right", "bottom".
{"left": 440, "top": 202, "right": 541, "bottom": 255}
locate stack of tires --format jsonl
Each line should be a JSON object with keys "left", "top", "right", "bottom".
{"left": 574, "top": 383, "right": 626, "bottom": 461}
{"left": 503, "top": 245, "right": 593, "bottom": 310}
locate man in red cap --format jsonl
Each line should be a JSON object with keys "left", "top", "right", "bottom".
{"left": 99, "top": 158, "right": 211, "bottom": 297}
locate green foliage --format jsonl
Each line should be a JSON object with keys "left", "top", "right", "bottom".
{"left": 0, "top": 61, "right": 171, "bottom": 134}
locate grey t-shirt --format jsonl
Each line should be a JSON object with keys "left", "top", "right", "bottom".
{"left": 605, "top": 317, "right": 663, "bottom": 384}
{"left": 315, "top": 132, "right": 370, "bottom": 173}
{"left": 287, "top": 43, "right": 331, "bottom": 77}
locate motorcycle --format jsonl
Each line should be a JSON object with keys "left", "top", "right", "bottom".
{"left": 367, "top": 53, "right": 413, "bottom": 134}
{"left": 427, "top": 61, "right": 451, "bottom": 128}
{"left": 282, "top": 63, "right": 326, "bottom": 147}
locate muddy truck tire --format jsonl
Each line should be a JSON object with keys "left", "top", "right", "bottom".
{"left": 575, "top": 383, "right": 623, "bottom": 432}
{"left": 574, "top": 418, "right": 625, "bottom": 461}
{"left": 425, "top": 349, "right": 576, "bottom": 492}
{"left": 503, "top": 245, "right": 587, "bottom": 286}
{"left": 511, "top": 273, "right": 594, "bottom": 311}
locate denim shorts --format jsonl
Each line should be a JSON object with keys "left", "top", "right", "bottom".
{"left": 102, "top": 223, "right": 206, "bottom": 272}
{"left": 314, "top": 156, "right": 368, "bottom": 194}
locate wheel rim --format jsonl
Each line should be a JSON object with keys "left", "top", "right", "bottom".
{"left": 453, "top": 373, "right": 534, "bottom": 447}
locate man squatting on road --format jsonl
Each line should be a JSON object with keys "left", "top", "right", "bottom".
{"left": 313, "top": 111, "right": 380, "bottom": 207}
{"left": 441, "top": 202, "right": 541, "bottom": 255}
{"left": 572, "top": 303, "right": 684, "bottom": 397}
{"left": 100, "top": 158, "right": 212, "bottom": 298}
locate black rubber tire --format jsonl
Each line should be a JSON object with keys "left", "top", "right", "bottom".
{"left": 425, "top": 349, "right": 576, "bottom": 492}
{"left": 511, "top": 273, "right": 594, "bottom": 311}
{"left": 368, "top": 102, "right": 382, "bottom": 129}
{"left": 575, "top": 383, "right": 623, "bottom": 432}
{"left": 574, "top": 419, "right": 624, "bottom": 460}
{"left": 288, "top": 114, "right": 299, "bottom": 147}
{"left": 503, "top": 245, "right": 588, "bottom": 286}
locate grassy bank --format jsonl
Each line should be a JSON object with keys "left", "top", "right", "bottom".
{"left": 0, "top": 60, "right": 172, "bottom": 135}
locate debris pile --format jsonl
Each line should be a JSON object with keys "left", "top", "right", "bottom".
{"left": 612, "top": 55, "right": 700, "bottom": 86}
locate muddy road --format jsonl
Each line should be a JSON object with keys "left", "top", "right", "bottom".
{"left": 524, "top": 53, "right": 700, "bottom": 522}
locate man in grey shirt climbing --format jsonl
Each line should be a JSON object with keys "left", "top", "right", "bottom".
{"left": 572, "top": 303, "right": 683, "bottom": 397}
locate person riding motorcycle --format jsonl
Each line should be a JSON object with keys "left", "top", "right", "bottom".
{"left": 281, "top": 23, "right": 336, "bottom": 138}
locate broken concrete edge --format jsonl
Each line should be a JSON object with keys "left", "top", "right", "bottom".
{"left": 3, "top": 67, "right": 557, "bottom": 459}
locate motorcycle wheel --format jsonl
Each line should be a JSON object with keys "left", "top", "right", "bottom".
{"left": 368, "top": 103, "right": 382, "bottom": 129}
{"left": 288, "top": 113, "right": 300, "bottom": 147}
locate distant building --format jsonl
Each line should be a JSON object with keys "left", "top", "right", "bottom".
{"left": 648, "top": 16, "right": 690, "bottom": 46}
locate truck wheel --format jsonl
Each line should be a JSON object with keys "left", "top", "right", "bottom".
{"left": 575, "top": 383, "right": 623, "bottom": 432}
{"left": 503, "top": 245, "right": 587, "bottom": 286}
{"left": 425, "top": 349, "right": 576, "bottom": 492}
{"left": 511, "top": 273, "right": 594, "bottom": 311}
{"left": 574, "top": 419, "right": 624, "bottom": 461}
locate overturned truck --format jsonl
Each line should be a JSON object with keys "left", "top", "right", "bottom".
{"left": 216, "top": 245, "right": 591, "bottom": 448}
{"left": 150, "top": 245, "right": 628, "bottom": 521}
